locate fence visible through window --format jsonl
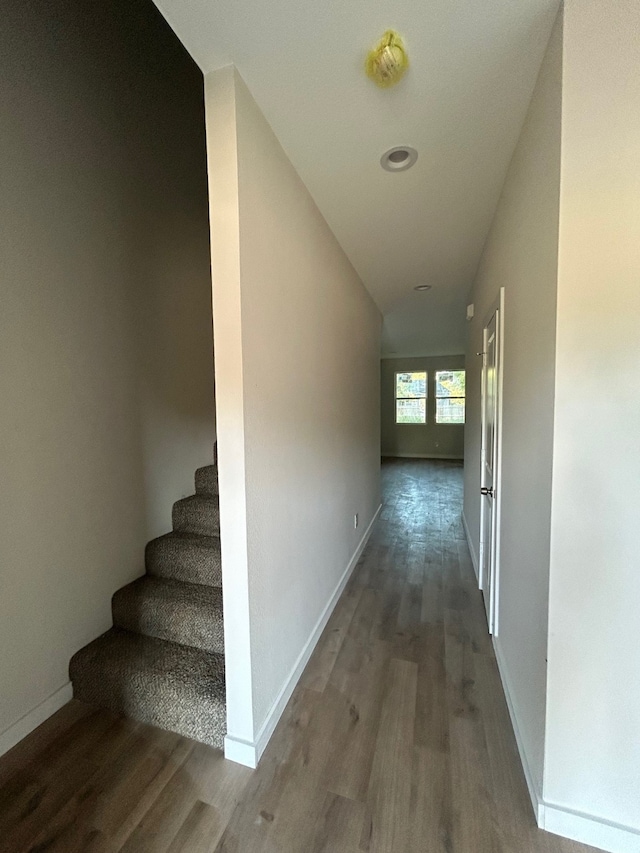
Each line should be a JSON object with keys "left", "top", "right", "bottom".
{"left": 395, "top": 371, "right": 427, "bottom": 424}
{"left": 435, "top": 370, "right": 465, "bottom": 424}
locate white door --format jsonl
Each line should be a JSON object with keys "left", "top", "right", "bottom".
{"left": 479, "top": 299, "right": 502, "bottom": 634}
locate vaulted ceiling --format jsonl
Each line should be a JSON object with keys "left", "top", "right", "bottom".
{"left": 152, "top": 0, "right": 559, "bottom": 356}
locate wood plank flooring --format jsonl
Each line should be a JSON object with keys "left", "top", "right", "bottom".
{"left": 0, "top": 459, "right": 598, "bottom": 853}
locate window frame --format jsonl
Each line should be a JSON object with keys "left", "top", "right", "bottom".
{"left": 394, "top": 370, "right": 428, "bottom": 425}
{"left": 434, "top": 369, "right": 466, "bottom": 425}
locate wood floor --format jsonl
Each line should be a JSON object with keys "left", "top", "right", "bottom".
{"left": 0, "top": 459, "right": 598, "bottom": 853}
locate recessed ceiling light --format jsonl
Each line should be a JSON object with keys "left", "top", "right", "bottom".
{"left": 380, "top": 146, "right": 418, "bottom": 172}
{"left": 414, "top": 284, "right": 432, "bottom": 291}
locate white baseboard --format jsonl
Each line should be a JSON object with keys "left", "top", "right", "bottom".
{"left": 461, "top": 511, "right": 479, "bottom": 581}
{"left": 382, "top": 452, "right": 463, "bottom": 461}
{"left": 493, "top": 640, "right": 640, "bottom": 853}
{"left": 223, "top": 734, "right": 258, "bottom": 769}
{"left": 541, "top": 802, "right": 640, "bottom": 853}
{"left": 492, "top": 638, "right": 544, "bottom": 824}
{"left": 225, "top": 503, "right": 382, "bottom": 769}
{"left": 0, "top": 682, "right": 73, "bottom": 759}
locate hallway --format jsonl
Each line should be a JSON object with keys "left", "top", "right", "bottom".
{"left": 0, "top": 460, "right": 596, "bottom": 853}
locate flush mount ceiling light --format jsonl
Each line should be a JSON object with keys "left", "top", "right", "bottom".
{"left": 365, "top": 30, "right": 409, "bottom": 89}
{"left": 414, "top": 284, "right": 432, "bottom": 291}
{"left": 380, "top": 146, "right": 418, "bottom": 172}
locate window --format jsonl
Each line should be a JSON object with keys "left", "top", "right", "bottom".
{"left": 395, "top": 372, "right": 427, "bottom": 423}
{"left": 435, "top": 370, "right": 465, "bottom": 424}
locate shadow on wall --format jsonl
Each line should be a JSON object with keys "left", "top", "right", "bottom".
{"left": 0, "top": 0, "right": 215, "bottom": 746}
{"left": 117, "top": 0, "right": 217, "bottom": 539}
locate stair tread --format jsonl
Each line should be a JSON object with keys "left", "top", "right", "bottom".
{"left": 115, "top": 575, "right": 223, "bottom": 609}
{"left": 174, "top": 494, "right": 219, "bottom": 509}
{"left": 71, "top": 628, "right": 224, "bottom": 684}
{"left": 152, "top": 530, "right": 220, "bottom": 547}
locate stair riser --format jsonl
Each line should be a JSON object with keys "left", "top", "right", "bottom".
{"left": 69, "top": 630, "right": 226, "bottom": 750}
{"left": 112, "top": 595, "right": 224, "bottom": 655}
{"left": 195, "top": 465, "right": 218, "bottom": 496}
{"left": 71, "top": 672, "right": 224, "bottom": 749}
{"left": 172, "top": 502, "right": 219, "bottom": 537}
{"left": 146, "top": 538, "right": 222, "bottom": 587}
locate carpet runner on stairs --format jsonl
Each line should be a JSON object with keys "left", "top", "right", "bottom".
{"left": 69, "top": 451, "right": 226, "bottom": 748}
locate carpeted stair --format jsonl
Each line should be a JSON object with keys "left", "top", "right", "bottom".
{"left": 69, "top": 450, "right": 226, "bottom": 748}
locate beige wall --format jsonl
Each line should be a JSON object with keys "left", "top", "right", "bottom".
{"left": 465, "top": 4, "right": 640, "bottom": 844}
{"left": 545, "top": 0, "right": 640, "bottom": 837}
{"left": 0, "top": 0, "right": 215, "bottom": 747}
{"left": 463, "top": 10, "right": 562, "bottom": 798}
{"left": 206, "top": 67, "right": 381, "bottom": 762}
{"left": 381, "top": 356, "right": 465, "bottom": 459}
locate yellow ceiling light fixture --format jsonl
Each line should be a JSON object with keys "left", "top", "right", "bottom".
{"left": 365, "top": 30, "right": 409, "bottom": 89}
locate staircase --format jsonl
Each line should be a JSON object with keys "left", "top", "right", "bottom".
{"left": 69, "top": 452, "right": 226, "bottom": 748}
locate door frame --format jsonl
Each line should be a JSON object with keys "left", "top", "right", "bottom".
{"left": 478, "top": 287, "right": 505, "bottom": 635}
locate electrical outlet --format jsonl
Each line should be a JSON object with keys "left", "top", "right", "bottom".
{"left": 354, "top": 513, "right": 359, "bottom": 529}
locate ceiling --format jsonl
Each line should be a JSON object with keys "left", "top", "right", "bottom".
{"left": 152, "top": 0, "right": 559, "bottom": 356}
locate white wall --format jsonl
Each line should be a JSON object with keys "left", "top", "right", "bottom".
{"left": 463, "top": 10, "right": 562, "bottom": 799}
{"left": 0, "top": 0, "right": 214, "bottom": 751}
{"left": 545, "top": 0, "right": 640, "bottom": 840}
{"left": 205, "top": 67, "right": 381, "bottom": 763}
{"left": 381, "top": 356, "right": 465, "bottom": 459}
